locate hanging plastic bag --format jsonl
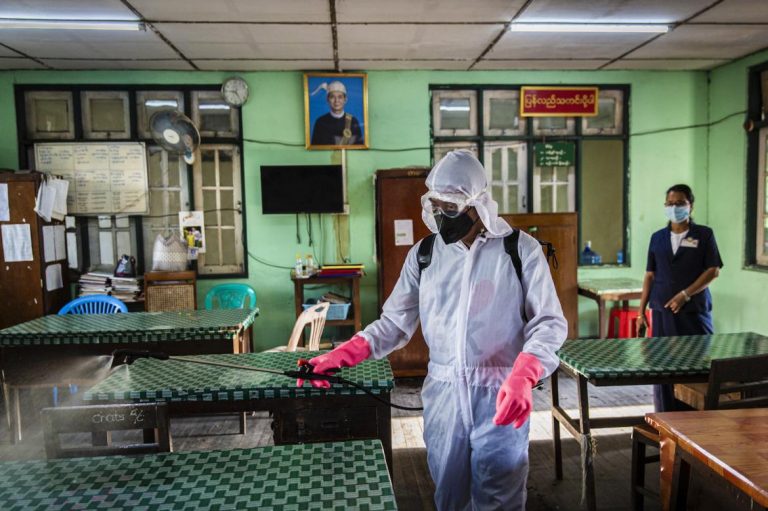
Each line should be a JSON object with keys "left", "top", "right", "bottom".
{"left": 151, "top": 233, "right": 188, "bottom": 272}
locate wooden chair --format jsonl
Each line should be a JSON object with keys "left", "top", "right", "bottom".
{"left": 42, "top": 403, "right": 171, "bottom": 459}
{"left": 266, "top": 302, "right": 329, "bottom": 352}
{"left": 144, "top": 271, "right": 197, "bottom": 312}
{"left": 630, "top": 354, "right": 768, "bottom": 510}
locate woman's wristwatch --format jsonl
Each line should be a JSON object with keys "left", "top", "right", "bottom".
{"left": 680, "top": 290, "right": 691, "bottom": 302}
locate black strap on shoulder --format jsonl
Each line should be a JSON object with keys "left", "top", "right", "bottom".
{"left": 417, "top": 233, "right": 437, "bottom": 275}
{"left": 504, "top": 229, "right": 523, "bottom": 283}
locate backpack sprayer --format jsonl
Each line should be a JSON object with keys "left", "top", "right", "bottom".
{"left": 110, "top": 349, "right": 424, "bottom": 411}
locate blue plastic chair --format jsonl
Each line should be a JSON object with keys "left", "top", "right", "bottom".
{"left": 204, "top": 284, "right": 256, "bottom": 310}
{"left": 58, "top": 295, "right": 128, "bottom": 315}
{"left": 53, "top": 295, "right": 127, "bottom": 404}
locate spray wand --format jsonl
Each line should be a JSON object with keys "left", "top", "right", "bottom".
{"left": 111, "top": 349, "right": 424, "bottom": 411}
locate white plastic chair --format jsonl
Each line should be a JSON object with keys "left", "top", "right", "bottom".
{"left": 267, "top": 302, "right": 329, "bottom": 352}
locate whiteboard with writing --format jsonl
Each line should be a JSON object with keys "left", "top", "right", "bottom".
{"left": 34, "top": 142, "right": 149, "bottom": 215}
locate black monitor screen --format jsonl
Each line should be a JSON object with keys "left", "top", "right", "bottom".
{"left": 260, "top": 165, "right": 344, "bottom": 214}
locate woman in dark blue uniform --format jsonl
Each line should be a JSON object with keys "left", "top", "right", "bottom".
{"left": 637, "top": 184, "right": 723, "bottom": 412}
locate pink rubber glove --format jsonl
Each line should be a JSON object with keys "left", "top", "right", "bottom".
{"left": 296, "top": 334, "right": 371, "bottom": 389}
{"left": 493, "top": 352, "right": 544, "bottom": 428}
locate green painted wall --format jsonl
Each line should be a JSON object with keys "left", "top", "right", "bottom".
{"left": 0, "top": 68, "right": 712, "bottom": 345}
{"left": 706, "top": 49, "right": 768, "bottom": 335}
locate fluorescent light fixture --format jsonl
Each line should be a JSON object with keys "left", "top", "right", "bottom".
{"left": 508, "top": 23, "right": 669, "bottom": 34}
{"left": 145, "top": 100, "right": 179, "bottom": 108}
{"left": 199, "top": 104, "right": 231, "bottom": 110}
{"left": 0, "top": 19, "right": 144, "bottom": 31}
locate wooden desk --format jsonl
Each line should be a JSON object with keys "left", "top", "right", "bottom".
{"left": 0, "top": 308, "right": 259, "bottom": 442}
{"left": 578, "top": 278, "right": 643, "bottom": 338}
{"left": 84, "top": 351, "right": 395, "bottom": 472}
{"left": 551, "top": 332, "right": 768, "bottom": 511}
{"left": 292, "top": 274, "right": 362, "bottom": 336}
{"left": 0, "top": 439, "right": 398, "bottom": 510}
{"left": 647, "top": 409, "right": 768, "bottom": 511}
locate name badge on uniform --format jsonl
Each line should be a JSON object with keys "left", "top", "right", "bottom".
{"left": 680, "top": 237, "right": 699, "bottom": 248}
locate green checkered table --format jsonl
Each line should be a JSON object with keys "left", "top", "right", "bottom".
{"left": 551, "top": 332, "right": 768, "bottom": 511}
{"left": 0, "top": 308, "right": 259, "bottom": 347}
{"left": 0, "top": 308, "right": 259, "bottom": 444}
{"left": 578, "top": 277, "right": 644, "bottom": 338}
{"left": 0, "top": 439, "right": 398, "bottom": 510}
{"left": 84, "top": 351, "right": 396, "bottom": 472}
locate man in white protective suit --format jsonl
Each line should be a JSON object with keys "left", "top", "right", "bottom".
{"left": 297, "top": 150, "right": 567, "bottom": 510}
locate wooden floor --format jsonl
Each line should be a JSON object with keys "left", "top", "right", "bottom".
{"left": 0, "top": 375, "right": 661, "bottom": 511}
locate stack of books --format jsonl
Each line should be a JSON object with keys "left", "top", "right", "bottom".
{"left": 78, "top": 268, "right": 143, "bottom": 303}
{"left": 316, "top": 263, "right": 364, "bottom": 278}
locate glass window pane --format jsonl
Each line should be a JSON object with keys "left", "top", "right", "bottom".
{"left": 488, "top": 97, "right": 519, "bottom": 130}
{"left": 539, "top": 117, "right": 566, "bottom": 129}
{"left": 507, "top": 148, "right": 518, "bottom": 181}
{"left": 201, "top": 151, "right": 217, "bottom": 187}
{"left": 90, "top": 98, "right": 125, "bottom": 132}
{"left": 491, "top": 185, "right": 504, "bottom": 208}
{"left": 491, "top": 149, "right": 502, "bottom": 181}
{"left": 147, "top": 148, "right": 164, "bottom": 187}
{"left": 168, "top": 191, "right": 181, "bottom": 217}
{"left": 219, "top": 150, "right": 234, "bottom": 187}
{"left": 167, "top": 153, "right": 181, "bottom": 187}
{"left": 35, "top": 99, "right": 70, "bottom": 133}
{"left": 433, "top": 142, "right": 478, "bottom": 163}
{"left": 439, "top": 98, "right": 471, "bottom": 130}
{"left": 221, "top": 229, "right": 236, "bottom": 265}
{"left": 148, "top": 190, "right": 165, "bottom": 225}
{"left": 541, "top": 167, "right": 553, "bottom": 182}
{"left": 205, "top": 228, "right": 220, "bottom": 265}
{"left": 540, "top": 186, "right": 553, "bottom": 212}
{"left": 203, "top": 190, "right": 218, "bottom": 225}
{"left": 764, "top": 217, "right": 768, "bottom": 256}
{"left": 581, "top": 140, "right": 624, "bottom": 264}
{"left": 507, "top": 185, "right": 519, "bottom": 213}
{"left": 590, "top": 97, "right": 617, "bottom": 129}
{"left": 556, "top": 185, "right": 568, "bottom": 212}
{"left": 556, "top": 167, "right": 570, "bottom": 182}
{"left": 198, "top": 97, "right": 232, "bottom": 132}
{"left": 220, "top": 193, "right": 235, "bottom": 227}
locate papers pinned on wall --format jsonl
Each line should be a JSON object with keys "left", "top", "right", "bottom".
{"left": 1, "top": 223, "right": 33, "bottom": 262}
{"left": 34, "top": 177, "right": 69, "bottom": 222}
{"left": 0, "top": 183, "right": 9, "bottom": 222}
{"left": 394, "top": 219, "right": 414, "bottom": 246}
{"left": 42, "top": 225, "right": 67, "bottom": 262}
{"left": 45, "top": 263, "right": 63, "bottom": 291}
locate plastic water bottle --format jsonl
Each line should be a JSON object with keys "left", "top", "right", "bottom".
{"left": 294, "top": 253, "right": 304, "bottom": 278}
{"left": 305, "top": 254, "right": 316, "bottom": 276}
{"left": 617, "top": 250, "right": 624, "bottom": 265}
{"left": 580, "top": 241, "right": 594, "bottom": 266}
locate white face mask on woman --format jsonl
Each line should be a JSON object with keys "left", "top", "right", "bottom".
{"left": 665, "top": 205, "right": 690, "bottom": 224}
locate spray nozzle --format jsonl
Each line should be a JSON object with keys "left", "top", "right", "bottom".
{"left": 111, "top": 349, "right": 170, "bottom": 368}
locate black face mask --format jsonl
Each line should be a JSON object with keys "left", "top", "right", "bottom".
{"left": 436, "top": 211, "right": 478, "bottom": 245}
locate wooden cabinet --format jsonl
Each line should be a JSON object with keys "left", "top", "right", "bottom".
{"left": 0, "top": 172, "right": 70, "bottom": 329}
{"left": 375, "top": 168, "right": 431, "bottom": 376}
{"left": 500, "top": 213, "right": 578, "bottom": 339}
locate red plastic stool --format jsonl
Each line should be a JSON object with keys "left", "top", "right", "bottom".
{"left": 608, "top": 306, "right": 652, "bottom": 338}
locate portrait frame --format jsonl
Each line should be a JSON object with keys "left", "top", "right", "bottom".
{"left": 304, "top": 72, "right": 369, "bottom": 150}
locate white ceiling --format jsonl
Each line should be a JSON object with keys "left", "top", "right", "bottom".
{"left": 0, "top": 0, "right": 766, "bottom": 71}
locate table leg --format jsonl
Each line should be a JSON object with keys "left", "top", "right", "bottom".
{"left": 551, "top": 369, "right": 563, "bottom": 480}
{"left": 377, "top": 396, "right": 393, "bottom": 478}
{"left": 669, "top": 449, "right": 691, "bottom": 511}
{"left": 598, "top": 299, "right": 608, "bottom": 339}
{"left": 577, "top": 375, "right": 597, "bottom": 511}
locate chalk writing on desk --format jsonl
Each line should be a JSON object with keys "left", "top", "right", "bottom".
{"left": 35, "top": 142, "right": 149, "bottom": 215}
{"left": 91, "top": 407, "right": 147, "bottom": 426}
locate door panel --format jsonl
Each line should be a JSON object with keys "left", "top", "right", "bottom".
{"left": 376, "top": 169, "right": 431, "bottom": 376}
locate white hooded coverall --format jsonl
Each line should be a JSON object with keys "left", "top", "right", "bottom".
{"left": 359, "top": 150, "right": 567, "bottom": 510}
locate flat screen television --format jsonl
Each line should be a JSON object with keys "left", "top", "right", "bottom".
{"left": 260, "top": 165, "right": 344, "bottom": 214}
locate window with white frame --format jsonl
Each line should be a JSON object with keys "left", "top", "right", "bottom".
{"left": 143, "top": 146, "right": 191, "bottom": 266}
{"left": 484, "top": 142, "right": 527, "bottom": 213}
{"left": 194, "top": 145, "right": 244, "bottom": 275}
{"left": 18, "top": 85, "right": 246, "bottom": 277}
{"left": 430, "top": 85, "right": 628, "bottom": 265}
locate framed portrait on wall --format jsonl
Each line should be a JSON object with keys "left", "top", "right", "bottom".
{"left": 304, "top": 72, "right": 369, "bottom": 150}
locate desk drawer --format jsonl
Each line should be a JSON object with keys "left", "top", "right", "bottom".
{"left": 272, "top": 404, "right": 380, "bottom": 444}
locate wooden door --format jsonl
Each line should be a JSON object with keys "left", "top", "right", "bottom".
{"left": 501, "top": 213, "right": 578, "bottom": 339}
{"left": 375, "top": 168, "right": 431, "bottom": 376}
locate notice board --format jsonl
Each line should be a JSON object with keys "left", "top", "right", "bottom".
{"left": 34, "top": 142, "right": 149, "bottom": 215}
